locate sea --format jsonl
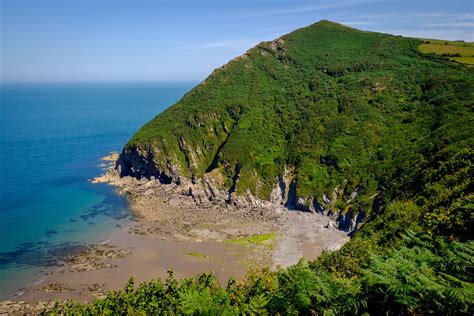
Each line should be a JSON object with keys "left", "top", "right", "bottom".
{"left": 0, "top": 82, "right": 196, "bottom": 299}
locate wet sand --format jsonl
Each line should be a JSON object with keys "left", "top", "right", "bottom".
{"left": 19, "top": 225, "right": 256, "bottom": 303}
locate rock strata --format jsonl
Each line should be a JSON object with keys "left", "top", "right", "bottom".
{"left": 97, "top": 154, "right": 364, "bottom": 235}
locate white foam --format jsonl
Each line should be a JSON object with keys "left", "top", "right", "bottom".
{"left": 33, "top": 278, "right": 45, "bottom": 286}
{"left": 101, "top": 238, "right": 111, "bottom": 244}
{"left": 13, "top": 291, "right": 25, "bottom": 298}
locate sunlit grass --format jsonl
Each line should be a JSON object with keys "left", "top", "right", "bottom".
{"left": 226, "top": 232, "right": 276, "bottom": 249}
{"left": 185, "top": 252, "right": 211, "bottom": 259}
{"left": 451, "top": 56, "right": 474, "bottom": 65}
{"left": 418, "top": 41, "right": 474, "bottom": 65}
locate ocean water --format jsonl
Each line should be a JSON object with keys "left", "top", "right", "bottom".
{"left": 0, "top": 82, "right": 195, "bottom": 299}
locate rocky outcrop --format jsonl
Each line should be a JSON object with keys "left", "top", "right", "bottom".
{"left": 117, "top": 146, "right": 174, "bottom": 184}
{"left": 270, "top": 175, "right": 286, "bottom": 205}
{"left": 111, "top": 150, "right": 365, "bottom": 235}
{"left": 0, "top": 300, "right": 57, "bottom": 315}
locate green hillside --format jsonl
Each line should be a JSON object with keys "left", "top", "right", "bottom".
{"left": 64, "top": 20, "right": 474, "bottom": 314}
{"left": 121, "top": 21, "right": 472, "bottom": 225}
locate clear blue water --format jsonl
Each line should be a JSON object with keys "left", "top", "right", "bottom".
{"left": 0, "top": 82, "right": 195, "bottom": 299}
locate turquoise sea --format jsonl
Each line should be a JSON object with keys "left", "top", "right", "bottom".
{"left": 0, "top": 82, "right": 195, "bottom": 299}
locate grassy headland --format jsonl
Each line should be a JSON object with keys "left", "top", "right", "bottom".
{"left": 51, "top": 21, "right": 473, "bottom": 314}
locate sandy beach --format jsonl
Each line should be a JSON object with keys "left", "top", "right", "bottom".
{"left": 0, "top": 153, "right": 348, "bottom": 314}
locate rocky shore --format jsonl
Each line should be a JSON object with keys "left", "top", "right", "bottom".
{"left": 0, "top": 300, "right": 56, "bottom": 315}
{"left": 94, "top": 152, "right": 349, "bottom": 267}
{"left": 0, "top": 152, "right": 348, "bottom": 314}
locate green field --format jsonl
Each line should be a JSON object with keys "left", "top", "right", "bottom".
{"left": 419, "top": 38, "right": 474, "bottom": 46}
{"left": 418, "top": 40, "right": 474, "bottom": 65}
{"left": 452, "top": 56, "right": 474, "bottom": 64}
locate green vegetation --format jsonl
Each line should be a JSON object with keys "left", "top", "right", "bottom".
{"left": 122, "top": 21, "right": 473, "bottom": 222}
{"left": 227, "top": 232, "right": 276, "bottom": 248}
{"left": 419, "top": 38, "right": 474, "bottom": 46}
{"left": 418, "top": 40, "right": 474, "bottom": 65}
{"left": 77, "top": 20, "right": 474, "bottom": 314}
{"left": 185, "top": 252, "right": 211, "bottom": 259}
{"left": 452, "top": 56, "right": 474, "bottom": 64}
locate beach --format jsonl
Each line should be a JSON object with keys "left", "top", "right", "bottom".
{"left": 1, "top": 153, "right": 349, "bottom": 314}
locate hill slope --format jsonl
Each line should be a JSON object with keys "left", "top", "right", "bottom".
{"left": 119, "top": 20, "right": 472, "bottom": 236}
{"left": 48, "top": 21, "right": 474, "bottom": 315}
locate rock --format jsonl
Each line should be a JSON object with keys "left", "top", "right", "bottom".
{"left": 67, "top": 244, "right": 131, "bottom": 272}
{"left": 270, "top": 176, "right": 286, "bottom": 205}
{"left": 35, "top": 282, "right": 74, "bottom": 293}
{"left": 101, "top": 152, "right": 119, "bottom": 162}
{"left": 145, "top": 180, "right": 157, "bottom": 187}
{"left": 190, "top": 188, "right": 207, "bottom": 204}
{"left": 325, "top": 221, "right": 337, "bottom": 230}
{"left": 295, "top": 197, "right": 310, "bottom": 211}
{"left": 323, "top": 194, "right": 332, "bottom": 204}
{"left": 144, "top": 189, "right": 155, "bottom": 196}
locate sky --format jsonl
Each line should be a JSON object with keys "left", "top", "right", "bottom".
{"left": 1, "top": 0, "right": 473, "bottom": 82}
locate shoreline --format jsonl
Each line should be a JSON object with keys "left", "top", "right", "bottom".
{"left": 0, "top": 152, "right": 349, "bottom": 314}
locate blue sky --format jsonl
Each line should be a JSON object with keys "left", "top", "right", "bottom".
{"left": 1, "top": 0, "right": 473, "bottom": 82}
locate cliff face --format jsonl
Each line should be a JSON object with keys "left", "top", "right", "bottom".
{"left": 118, "top": 20, "right": 473, "bottom": 230}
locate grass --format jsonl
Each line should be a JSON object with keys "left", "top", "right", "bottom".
{"left": 226, "top": 232, "right": 277, "bottom": 249}
{"left": 418, "top": 38, "right": 474, "bottom": 46}
{"left": 418, "top": 40, "right": 474, "bottom": 65}
{"left": 418, "top": 43, "right": 474, "bottom": 55}
{"left": 451, "top": 56, "right": 474, "bottom": 65}
{"left": 185, "top": 252, "right": 212, "bottom": 259}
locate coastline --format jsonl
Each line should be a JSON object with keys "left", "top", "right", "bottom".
{"left": 93, "top": 152, "right": 349, "bottom": 267}
{"left": 1, "top": 152, "right": 349, "bottom": 314}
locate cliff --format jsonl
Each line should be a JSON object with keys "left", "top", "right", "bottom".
{"left": 117, "top": 20, "right": 473, "bottom": 234}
